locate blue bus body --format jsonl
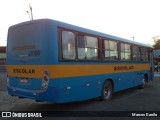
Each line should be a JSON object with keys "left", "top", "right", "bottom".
{"left": 7, "top": 19, "right": 154, "bottom": 103}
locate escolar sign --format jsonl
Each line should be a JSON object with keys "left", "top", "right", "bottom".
{"left": 114, "top": 66, "right": 134, "bottom": 71}
{"left": 13, "top": 69, "right": 35, "bottom": 74}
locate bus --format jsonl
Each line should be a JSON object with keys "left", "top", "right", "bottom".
{"left": 7, "top": 19, "right": 154, "bottom": 103}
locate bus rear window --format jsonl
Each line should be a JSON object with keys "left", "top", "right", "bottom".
{"left": 7, "top": 22, "right": 45, "bottom": 58}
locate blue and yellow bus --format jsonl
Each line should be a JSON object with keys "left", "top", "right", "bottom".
{"left": 7, "top": 19, "right": 154, "bottom": 103}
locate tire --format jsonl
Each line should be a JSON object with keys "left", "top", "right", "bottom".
{"left": 101, "top": 81, "right": 113, "bottom": 101}
{"left": 139, "top": 75, "right": 147, "bottom": 89}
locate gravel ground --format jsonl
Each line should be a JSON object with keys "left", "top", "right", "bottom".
{"left": 0, "top": 90, "right": 52, "bottom": 111}
{"left": 0, "top": 91, "right": 38, "bottom": 111}
{"left": 0, "top": 72, "right": 7, "bottom": 91}
{"left": 0, "top": 72, "right": 38, "bottom": 111}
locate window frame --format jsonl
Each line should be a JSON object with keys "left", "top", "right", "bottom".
{"left": 58, "top": 28, "right": 77, "bottom": 61}
{"left": 58, "top": 27, "right": 151, "bottom": 63}
{"left": 77, "top": 33, "right": 100, "bottom": 61}
{"left": 132, "top": 45, "right": 141, "bottom": 62}
{"left": 58, "top": 27, "right": 101, "bottom": 62}
{"left": 120, "top": 42, "right": 131, "bottom": 61}
{"left": 140, "top": 47, "right": 149, "bottom": 62}
{"left": 102, "top": 39, "right": 118, "bottom": 61}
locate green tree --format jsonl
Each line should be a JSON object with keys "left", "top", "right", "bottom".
{"left": 152, "top": 36, "right": 160, "bottom": 50}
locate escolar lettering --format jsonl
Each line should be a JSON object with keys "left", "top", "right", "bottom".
{"left": 114, "top": 66, "right": 134, "bottom": 71}
{"left": 13, "top": 69, "right": 35, "bottom": 74}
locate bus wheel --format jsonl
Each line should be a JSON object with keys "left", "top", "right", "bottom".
{"left": 139, "top": 75, "right": 147, "bottom": 89}
{"left": 101, "top": 81, "right": 113, "bottom": 101}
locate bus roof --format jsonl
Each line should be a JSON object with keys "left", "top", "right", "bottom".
{"left": 10, "top": 19, "right": 152, "bottom": 48}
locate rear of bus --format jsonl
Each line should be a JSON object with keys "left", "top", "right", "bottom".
{"left": 7, "top": 19, "right": 59, "bottom": 102}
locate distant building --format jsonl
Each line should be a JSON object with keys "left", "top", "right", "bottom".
{"left": 154, "top": 50, "right": 160, "bottom": 58}
{"left": 0, "top": 46, "right": 6, "bottom": 71}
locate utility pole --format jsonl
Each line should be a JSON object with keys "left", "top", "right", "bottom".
{"left": 131, "top": 37, "right": 135, "bottom": 41}
{"left": 29, "top": 4, "right": 33, "bottom": 20}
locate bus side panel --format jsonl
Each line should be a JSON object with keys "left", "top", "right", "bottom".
{"left": 7, "top": 69, "right": 150, "bottom": 103}
{"left": 55, "top": 69, "right": 149, "bottom": 103}
{"left": 57, "top": 76, "right": 101, "bottom": 103}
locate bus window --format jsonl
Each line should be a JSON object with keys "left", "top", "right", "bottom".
{"left": 62, "top": 31, "right": 76, "bottom": 60}
{"left": 77, "top": 35, "right": 98, "bottom": 60}
{"left": 104, "top": 40, "right": 118, "bottom": 60}
{"left": 120, "top": 43, "right": 131, "bottom": 61}
{"left": 132, "top": 46, "right": 140, "bottom": 61}
{"left": 140, "top": 48, "right": 149, "bottom": 62}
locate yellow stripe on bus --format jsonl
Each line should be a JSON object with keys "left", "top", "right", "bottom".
{"left": 7, "top": 64, "right": 150, "bottom": 79}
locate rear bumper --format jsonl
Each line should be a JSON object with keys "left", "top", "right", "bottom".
{"left": 7, "top": 85, "right": 59, "bottom": 103}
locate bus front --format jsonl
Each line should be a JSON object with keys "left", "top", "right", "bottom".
{"left": 7, "top": 20, "right": 58, "bottom": 102}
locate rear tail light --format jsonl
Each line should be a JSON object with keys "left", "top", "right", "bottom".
{"left": 41, "top": 69, "right": 50, "bottom": 90}
{"left": 43, "top": 76, "right": 48, "bottom": 81}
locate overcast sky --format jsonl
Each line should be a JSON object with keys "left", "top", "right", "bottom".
{"left": 1, "top": 0, "right": 160, "bottom": 46}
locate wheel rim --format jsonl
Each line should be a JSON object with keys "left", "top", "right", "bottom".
{"left": 142, "top": 79, "right": 146, "bottom": 87}
{"left": 104, "top": 86, "right": 111, "bottom": 99}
